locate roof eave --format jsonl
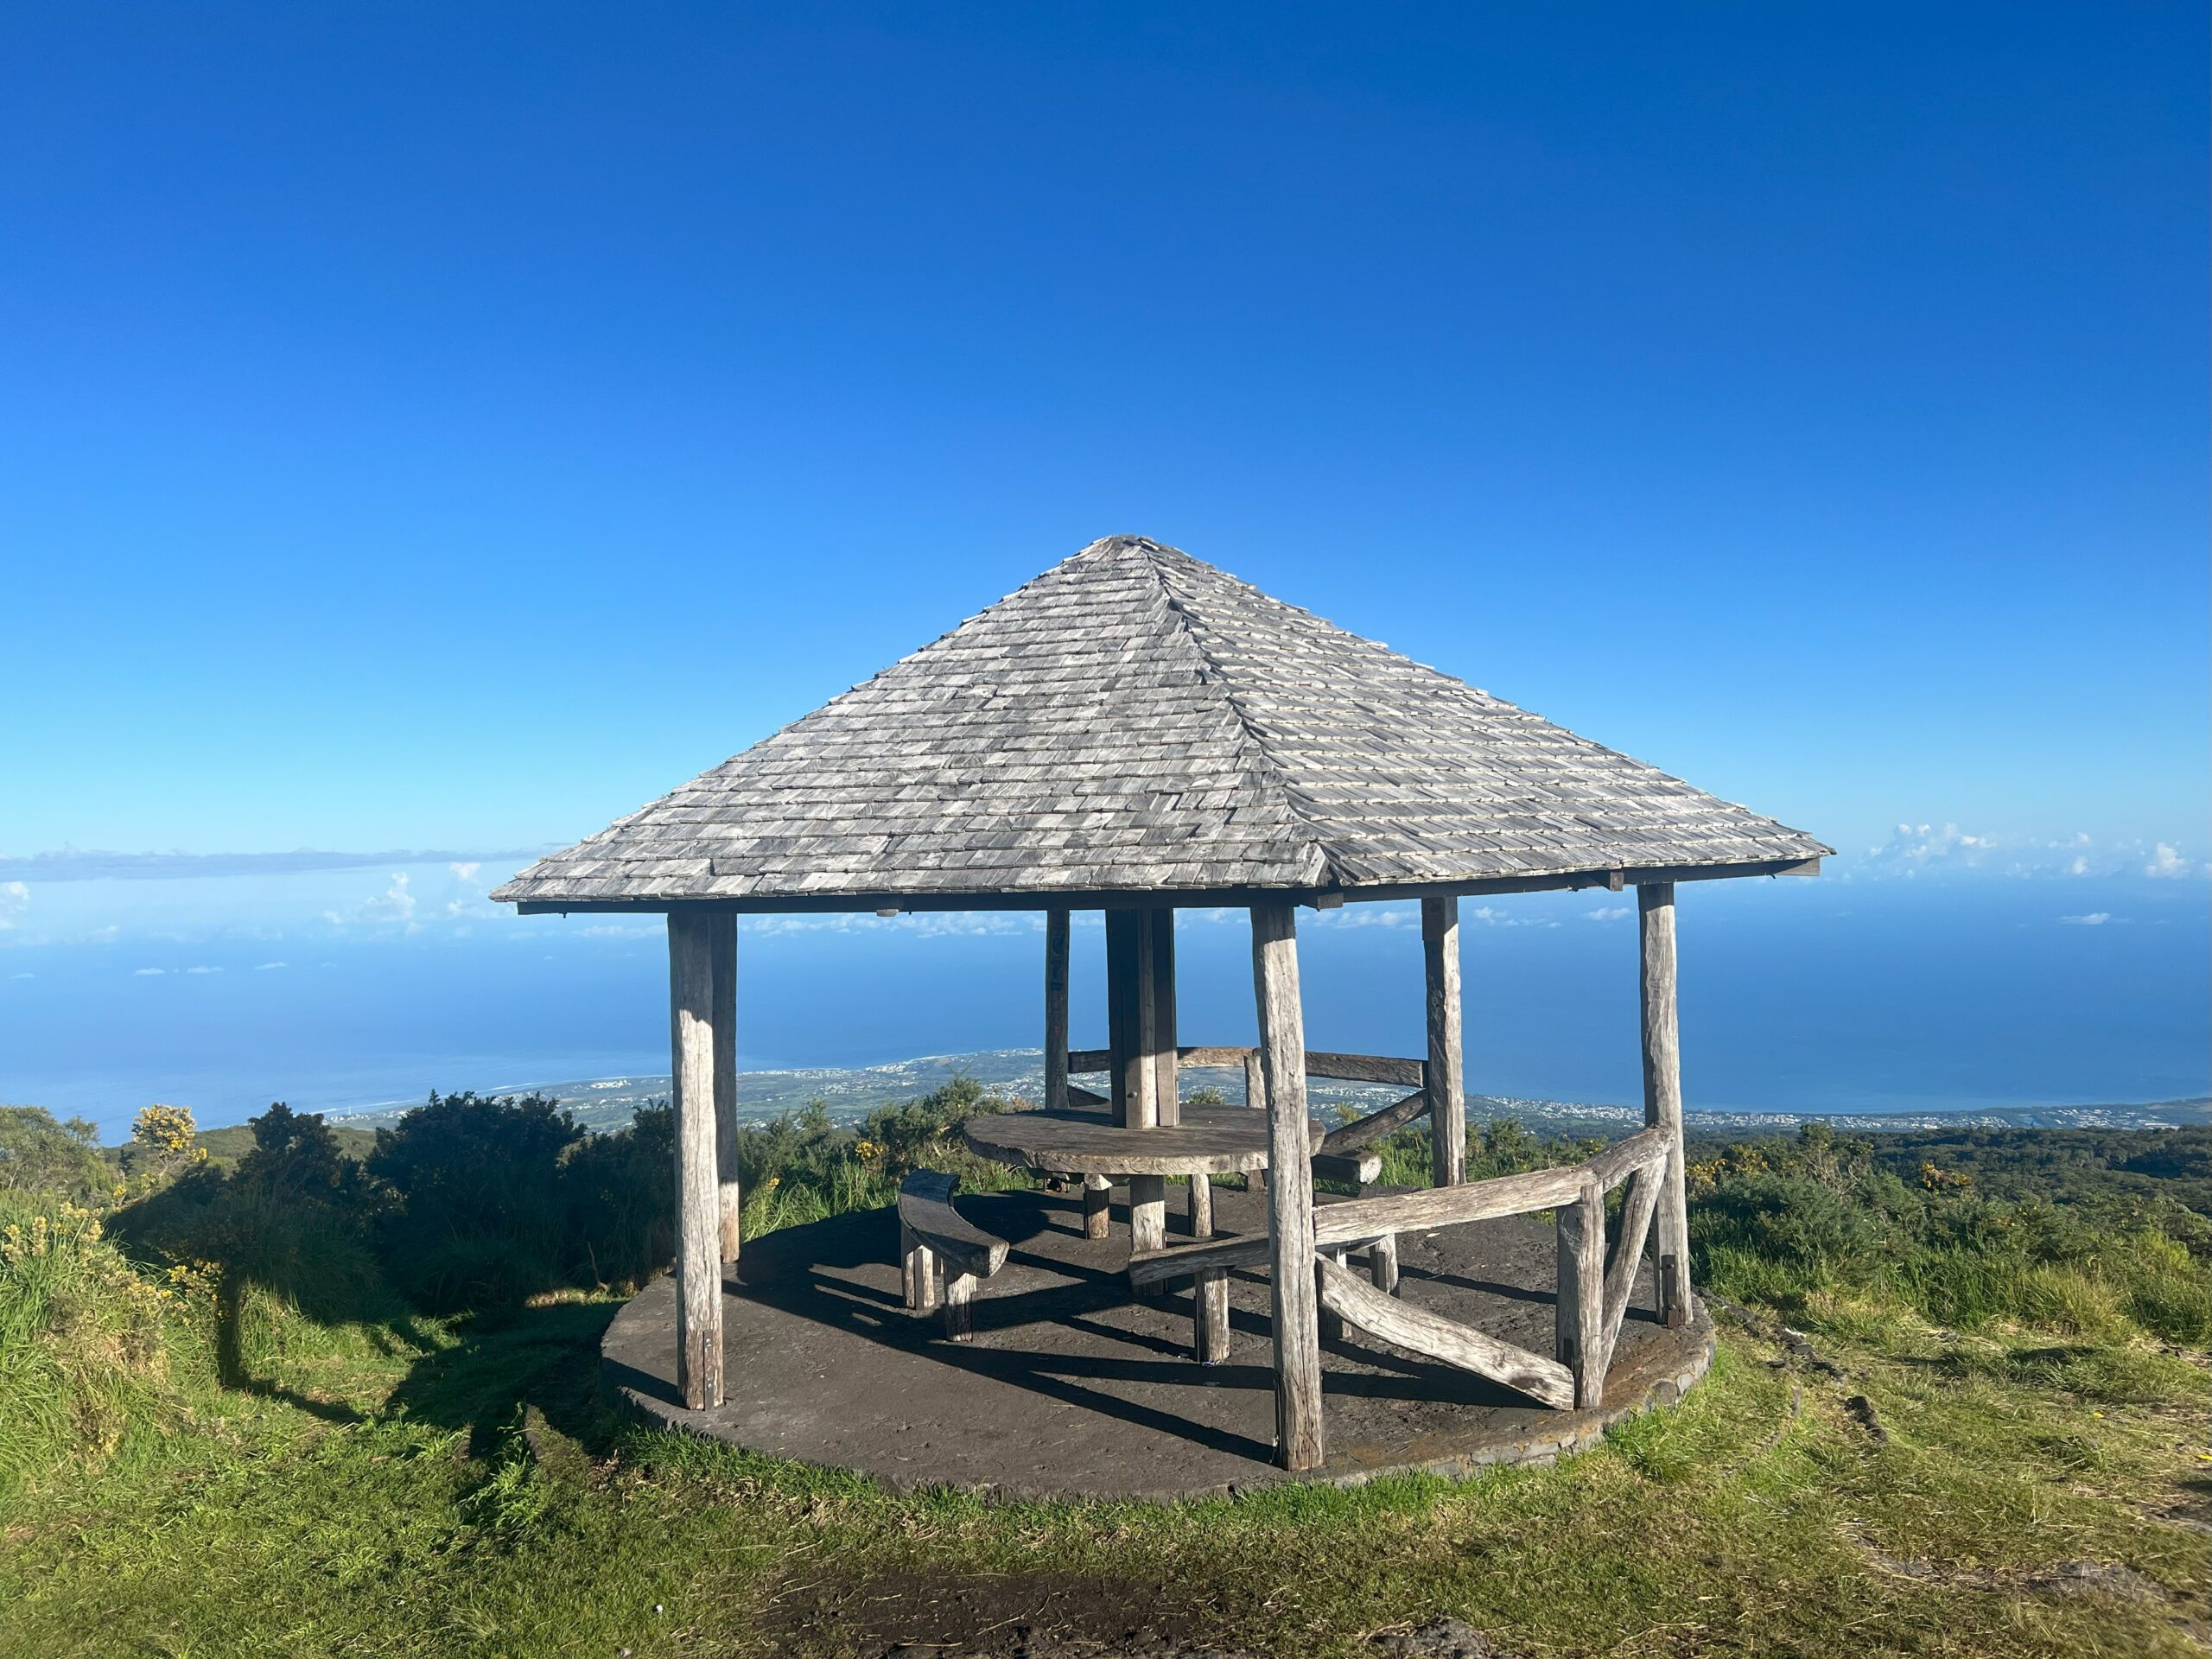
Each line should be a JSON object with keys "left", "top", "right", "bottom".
{"left": 499, "top": 854, "right": 1824, "bottom": 916}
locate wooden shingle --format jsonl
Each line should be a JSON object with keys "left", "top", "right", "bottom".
{"left": 493, "top": 537, "right": 1827, "bottom": 910}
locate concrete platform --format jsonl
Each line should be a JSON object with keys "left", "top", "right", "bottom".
{"left": 603, "top": 1184, "right": 1715, "bottom": 1500}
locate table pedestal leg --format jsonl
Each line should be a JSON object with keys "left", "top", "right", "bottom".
{"left": 1083, "top": 1174, "right": 1111, "bottom": 1240}
{"left": 1128, "top": 1174, "right": 1166, "bottom": 1293}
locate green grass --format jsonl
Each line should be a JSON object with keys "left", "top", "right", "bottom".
{"left": 0, "top": 1304, "right": 2203, "bottom": 1656}
{"left": 1, "top": 1224, "right": 2205, "bottom": 1654}
{"left": 3, "top": 1104, "right": 2207, "bottom": 1656}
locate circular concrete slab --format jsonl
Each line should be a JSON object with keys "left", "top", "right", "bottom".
{"left": 604, "top": 1184, "right": 1714, "bottom": 1500}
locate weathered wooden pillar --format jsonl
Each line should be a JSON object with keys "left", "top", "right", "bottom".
{"left": 667, "top": 911, "right": 725, "bottom": 1410}
{"left": 1555, "top": 1178, "right": 1606, "bottom": 1408}
{"left": 1639, "top": 882, "right": 1693, "bottom": 1326}
{"left": 1044, "top": 907, "right": 1070, "bottom": 1112}
{"left": 1104, "top": 909, "right": 1158, "bottom": 1128}
{"left": 1422, "top": 895, "right": 1466, "bottom": 1187}
{"left": 1251, "top": 902, "right": 1324, "bottom": 1472}
{"left": 708, "top": 914, "right": 742, "bottom": 1263}
{"left": 1149, "top": 907, "right": 1179, "bottom": 1126}
{"left": 1083, "top": 1173, "right": 1112, "bottom": 1240}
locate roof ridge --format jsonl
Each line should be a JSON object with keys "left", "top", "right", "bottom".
{"left": 1126, "top": 541, "right": 1339, "bottom": 889}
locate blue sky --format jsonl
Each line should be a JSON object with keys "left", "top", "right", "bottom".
{"left": 0, "top": 8, "right": 2205, "bottom": 1126}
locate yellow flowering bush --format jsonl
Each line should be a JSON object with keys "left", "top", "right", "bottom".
{"left": 0, "top": 1188, "right": 173, "bottom": 1484}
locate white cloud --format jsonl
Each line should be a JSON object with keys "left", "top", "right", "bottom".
{"left": 2144, "top": 842, "right": 2197, "bottom": 880}
{"left": 185, "top": 964, "right": 223, "bottom": 974}
{"left": 1466, "top": 906, "right": 1559, "bottom": 929}
{"left": 0, "top": 880, "right": 26, "bottom": 928}
{"left": 255, "top": 961, "right": 289, "bottom": 970}
{"left": 327, "top": 872, "right": 422, "bottom": 931}
{"left": 371, "top": 872, "right": 417, "bottom": 924}
{"left": 448, "top": 861, "right": 481, "bottom": 881}
{"left": 10, "top": 971, "right": 33, "bottom": 980}
{"left": 2058, "top": 912, "right": 2113, "bottom": 926}
{"left": 1860, "top": 822, "right": 1995, "bottom": 876}
{"left": 133, "top": 966, "right": 165, "bottom": 976}
{"left": 1857, "top": 824, "right": 2204, "bottom": 881}
{"left": 1309, "top": 903, "right": 1416, "bottom": 929}
{"left": 1585, "top": 906, "right": 1631, "bottom": 922}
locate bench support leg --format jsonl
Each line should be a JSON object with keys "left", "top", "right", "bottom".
{"left": 1194, "top": 1267, "right": 1231, "bottom": 1363}
{"left": 1083, "top": 1174, "right": 1112, "bottom": 1240}
{"left": 1187, "top": 1173, "right": 1228, "bottom": 1363}
{"left": 1319, "top": 1246, "right": 1349, "bottom": 1342}
{"left": 1128, "top": 1174, "right": 1166, "bottom": 1259}
{"left": 902, "top": 1223, "right": 939, "bottom": 1314}
{"left": 1369, "top": 1232, "right": 1400, "bottom": 1298}
{"left": 943, "top": 1268, "right": 977, "bottom": 1341}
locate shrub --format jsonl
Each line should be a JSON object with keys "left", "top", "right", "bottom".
{"left": 370, "top": 1091, "right": 582, "bottom": 1313}
{"left": 0, "top": 1189, "right": 170, "bottom": 1495}
{"left": 734, "top": 1077, "right": 1029, "bottom": 1240}
{"left": 1689, "top": 1122, "right": 2211, "bottom": 1344}
{"left": 0, "top": 1106, "right": 111, "bottom": 1204}
{"left": 120, "top": 1103, "right": 207, "bottom": 1190}
{"left": 559, "top": 1101, "right": 676, "bottom": 1290}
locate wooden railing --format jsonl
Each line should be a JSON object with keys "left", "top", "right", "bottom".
{"left": 1128, "top": 1124, "right": 1675, "bottom": 1414}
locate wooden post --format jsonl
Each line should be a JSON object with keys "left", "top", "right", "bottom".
{"left": 1243, "top": 1049, "right": 1268, "bottom": 1192}
{"left": 709, "top": 915, "right": 742, "bottom": 1264}
{"left": 1251, "top": 902, "right": 1325, "bottom": 1472}
{"left": 1128, "top": 1173, "right": 1167, "bottom": 1258}
{"left": 1150, "top": 907, "right": 1179, "bottom": 1126}
{"left": 1044, "top": 907, "right": 1071, "bottom": 1113}
{"left": 944, "top": 1268, "right": 978, "bottom": 1341}
{"left": 667, "top": 912, "right": 724, "bottom": 1411}
{"left": 1319, "top": 1247, "right": 1349, "bottom": 1342}
{"left": 1105, "top": 910, "right": 1158, "bottom": 1128}
{"left": 1639, "top": 882, "right": 1693, "bottom": 1327}
{"left": 1084, "top": 1176, "right": 1115, "bottom": 1238}
{"left": 900, "top": 1220, "right": 938, "bottom": 1311}
{"left": 1422, "top": 896, "right": 1465, "bottom": 1188}
{"left": 1368, "top": 1232, "right": 1400, "bottom": 1298}
{"left": 1555, "top": 1179, "right": 1606, "bottom": 1408}
{"left": 1189, "top": 1172, "right": 1230, "bottom": 1364}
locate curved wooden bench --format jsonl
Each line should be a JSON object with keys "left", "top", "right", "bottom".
{"left": 897, "top": 1170, "right": 1009, "bottom": 1342}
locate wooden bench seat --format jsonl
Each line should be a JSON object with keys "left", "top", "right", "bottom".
{"left": 897, "top": 1170, "right": 1010, "bottom": 1341}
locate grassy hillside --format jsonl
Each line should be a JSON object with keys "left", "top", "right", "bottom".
{"left": 185, "top": 1118, "right": 381, "bottom": 1172}
{"left": 0, "top": 1092, "right": 2204, "bottom": 1656}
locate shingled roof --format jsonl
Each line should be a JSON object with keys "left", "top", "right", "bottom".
{"left": 493, "top": 536, "right": 1827, "bottom": 911}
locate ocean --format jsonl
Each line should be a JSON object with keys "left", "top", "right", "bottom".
{"left": 2, "top": 867, "right": 2204, "bottom": 1140}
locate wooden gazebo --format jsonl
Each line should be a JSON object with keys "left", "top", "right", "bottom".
{"left": 494, "top": 535, "right": 1827, "bottom": 1472}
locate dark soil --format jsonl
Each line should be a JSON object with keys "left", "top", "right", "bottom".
{"left": 759, "top": 1567, "right": 1501, "bottom": 1657}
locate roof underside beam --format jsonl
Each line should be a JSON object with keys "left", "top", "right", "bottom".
{"left": 510, "top": 855, "right": 1821, "bottom": 915}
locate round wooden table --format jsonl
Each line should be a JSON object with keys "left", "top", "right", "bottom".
{"left": 964, "top": 1102, "right": 1322, "bottom": 1256}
